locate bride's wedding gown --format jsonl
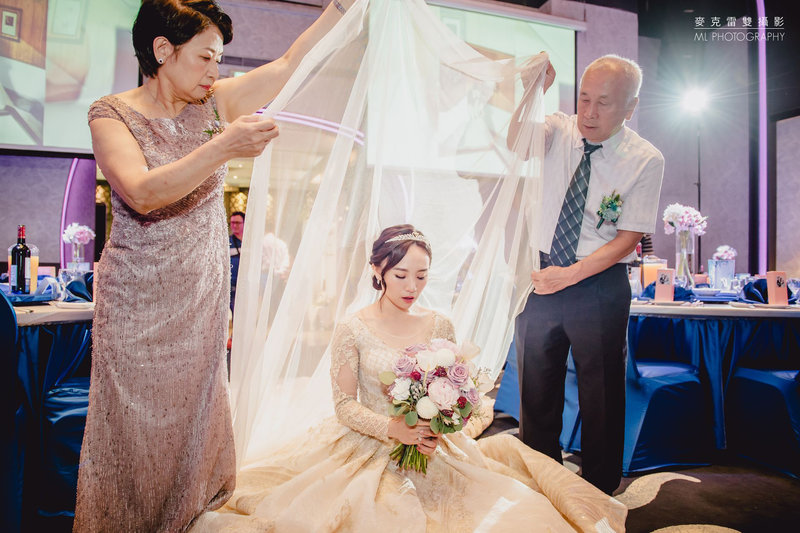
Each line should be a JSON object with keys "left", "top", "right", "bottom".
{"left": 192, "top": 312, "right": 626, "bottom": 532}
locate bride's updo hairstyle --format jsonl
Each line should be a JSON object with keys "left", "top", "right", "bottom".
{"left": 369, "top": 224, "right": 432, "bottom": 291}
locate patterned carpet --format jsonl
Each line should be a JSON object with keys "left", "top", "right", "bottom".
{"left": 483, "top": 413, "right": 800, "bottom": 533}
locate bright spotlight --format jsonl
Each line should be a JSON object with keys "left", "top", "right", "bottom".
{"left": 682, "top": 88, "right": 709, "bottom": 114}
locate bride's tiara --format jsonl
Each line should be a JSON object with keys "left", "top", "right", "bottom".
{"left": 386, "top": 231, "right": 430, "bottom": 246}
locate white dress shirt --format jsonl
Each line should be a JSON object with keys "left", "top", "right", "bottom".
{"left": 539, "top": 112, "right": 664, "bottom": 264}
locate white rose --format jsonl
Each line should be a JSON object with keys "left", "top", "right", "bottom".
{"left": 434, "top": 348, "right": 456, "bottom": 368}
{"left": 415, "top": 350, "right": 439, "bottom": 372}
{"left": 476, "top": 370, "right": 495, "bottom": 393}
{"left": 391, "top": 378, "right": 412, "bottom": 401}
{"left": 415, "top": 396, "right": 439, "bottom": 419}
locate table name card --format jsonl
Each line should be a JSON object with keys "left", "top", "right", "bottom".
{"left": 766, "top": 270, "right": 788, "bottom": 305}
{"left": 654, "top": 268, "right": 675, "bottom": 302}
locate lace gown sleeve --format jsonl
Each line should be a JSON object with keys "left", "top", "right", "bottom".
{"left": 434, "top": 314, "right": 457, "bottom": 343}
{"left": 330, "top": 321, "right": 391, "bottom": 442}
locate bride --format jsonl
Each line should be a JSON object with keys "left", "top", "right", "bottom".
{"left": 192, "top": 225, "right": 626, "bottom": 532}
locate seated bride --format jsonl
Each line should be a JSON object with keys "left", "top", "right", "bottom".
{"left": 191, "top": 224, "right": 626, "bottom": 532}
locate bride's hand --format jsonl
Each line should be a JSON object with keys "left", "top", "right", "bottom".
{"left": 388, "top": 418, "right": 440, "bottom": 455}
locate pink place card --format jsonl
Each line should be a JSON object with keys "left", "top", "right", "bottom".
{"left": 654, "top": 268, "right": 675, "bottom": 302}
{"left": 766, "top": 271, "right": 789, "bottom": 305}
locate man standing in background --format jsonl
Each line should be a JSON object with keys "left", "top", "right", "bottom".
{"left": 229, "top": 211, "right": 245, "bottom": 314}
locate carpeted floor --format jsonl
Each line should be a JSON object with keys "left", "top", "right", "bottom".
{"left": 483, "top": 412, "right": 800, "bottom": 533}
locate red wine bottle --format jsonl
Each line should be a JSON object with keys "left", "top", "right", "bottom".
{"left": 10, "top": 224, "right": 31, "bottom": 294}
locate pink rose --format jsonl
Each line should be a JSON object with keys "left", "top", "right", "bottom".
{"left": 392, "top": 355, "right": 416, "bottom": 378}
{"left": 447, "top": 363, "right": 470, "bottom": 387}
{"left": 464, "top": 387, "right": 480, "bottom": 407}
{"left": 427, "top": 378, "right": 460, "bottom": 411}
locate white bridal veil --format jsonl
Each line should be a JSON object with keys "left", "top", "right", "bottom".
{"left": 230, "top": 0, "right": 548, "bottom": 469}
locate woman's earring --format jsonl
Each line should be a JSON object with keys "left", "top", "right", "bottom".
{"left": 157, "top": 58, "right": 164, "bottom": 64}
{"left": 377, "top": 277, "right": 382, "bottom": 288}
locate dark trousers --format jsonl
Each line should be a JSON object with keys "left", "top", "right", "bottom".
{"left": 515, "top": 262, "right": 630, "bottom": 494}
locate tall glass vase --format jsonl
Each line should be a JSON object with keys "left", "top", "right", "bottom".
{"left": 68, "top": 242, "right": 90, "bottom": 271}
{"left": 675, "top": 230, "right": 695, "bottom": 288}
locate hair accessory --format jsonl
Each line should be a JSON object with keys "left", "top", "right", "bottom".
{"left": 333, "top": 0, "right": 346, "bottom": 15}
{"left": 386, "top": 231, "right": 430, "bottom": 246}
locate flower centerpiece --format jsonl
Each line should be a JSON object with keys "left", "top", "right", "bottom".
{"left": 62, "top": 223, "right": 96, "bottom": 270}
{"left": 712, "top": 245, "right": 737, "bottom": 261}
{"left": 379, "top": 339, "right": 493, "bottom": 473}
{"left": 708, "top": 245, "right": 737, "bottom": 289}
{"left": 662, "top": 203, "right": 707, "bottom": 288}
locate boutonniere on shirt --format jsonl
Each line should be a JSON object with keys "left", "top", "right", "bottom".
{"left": 596, "top": 191, "right": 623, "bottom": 229}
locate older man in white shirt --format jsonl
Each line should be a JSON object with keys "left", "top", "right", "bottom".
{"left": 511, "top": 54, "right": 664, "bottom": 495}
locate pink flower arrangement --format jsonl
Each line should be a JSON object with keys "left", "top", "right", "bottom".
{"left": 662, "top": 203, "right": 707, "bottom": 236}
{"left": 62, "top": 223, "right": 96, "bottom": 245}
{"left": 380, "top": 338, "right": 492, "bottom": 473}
{"left": 712, "top": 245, "right": 737, "bottom": 261}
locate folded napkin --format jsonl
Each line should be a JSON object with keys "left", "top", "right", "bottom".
{"left": 639, "top": 282, "right": 693, "bottom": 301}
{"left": 0, "top": 275, "right": 92, "bottom": 304}
{"left": 740, "top": 279, "right": 797, "bottom": 304}
{"left": 65, "top": 277, "right": 93, "bottom": 302}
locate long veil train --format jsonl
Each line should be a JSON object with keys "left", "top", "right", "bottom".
{"left": 230, "top": 0, "right": 548, "bottom": 469}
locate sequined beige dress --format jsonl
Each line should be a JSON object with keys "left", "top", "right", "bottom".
{"left": 191, "top": 312, "right": 626, "bottom": 532}
{"left": 74, "top": 95, "right": 235, "bottom": 532}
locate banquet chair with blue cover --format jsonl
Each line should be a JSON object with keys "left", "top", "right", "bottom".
{"left": 17, "top": 318, "right": 91, "bottom": 530}
{"left": 559, "top": 352, "right": 581, "bottom": 453}
{"left": 623, "top": 340, "right": 714, "bottom": 474}
{"left": 559, "top": 332, "right": 714, "bottom": 475}
{"left": 725, "top": 319, "right": 800, "bottom": 478}
{"left": 1, "top": 291, "right": 23, "bottom": 532}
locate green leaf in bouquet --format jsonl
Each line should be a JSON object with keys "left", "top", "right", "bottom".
{"left": 453, "top": 422, "right": 463, "bottom": 432}
{"left": 405, "top": 410, "right": 418, "bottom": 427}
{"left": 458, "top": 403, "right": 473, "bottom": 418}
{"left": 379, "top": 371, "right": 398, "bottom": 385}
{"left": 430, "top": 416, "right": 442, "bottom": 434}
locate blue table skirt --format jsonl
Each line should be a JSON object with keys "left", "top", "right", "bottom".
{"left": 3, "top": 321, "right": 92, "bottom": 532}
{"left": 495, "top": 313, "right": 800, "bottom": 449}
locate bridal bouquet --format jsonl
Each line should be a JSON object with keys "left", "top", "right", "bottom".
{"left": 379, "top": 339, "right": 493, "bottom": 473}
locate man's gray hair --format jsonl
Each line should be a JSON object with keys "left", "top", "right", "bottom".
{"left": 581, "top": 54, "right": 643, "bottom": 105}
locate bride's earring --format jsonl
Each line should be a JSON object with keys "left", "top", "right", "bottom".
{"left": 377, "top": 277, "right": 383, "bottom": 288}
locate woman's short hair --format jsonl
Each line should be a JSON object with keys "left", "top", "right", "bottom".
{"left": 370, "top": 224, "right": 432, "bottom": 291}
{"left": 132, "top": 0, "right": 233, "bottom": 78}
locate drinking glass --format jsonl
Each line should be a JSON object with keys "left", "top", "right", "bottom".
{"left": 728, "top": 277, "right": 744, "bottom": 295}
{"left": 56, "top": 269, "right": 78, "bottom": 301}
{"left": 788, "top": 278, "right": 800, "bottom": 304}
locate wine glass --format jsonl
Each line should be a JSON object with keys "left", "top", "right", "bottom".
{"left": 788, "top": 278, "right": 800, "bottom": 305}
{"left": 728, "top": 277, "right": 744, "bottom": 296}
